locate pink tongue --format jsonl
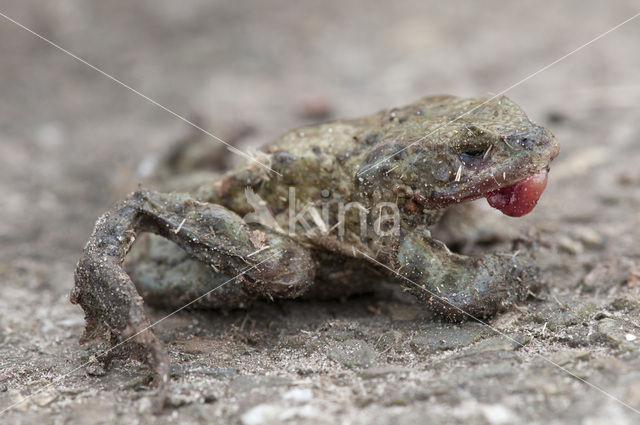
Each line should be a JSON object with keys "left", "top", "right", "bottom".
{"left": 486, "top": 169, "right": 549, "bottom": 217}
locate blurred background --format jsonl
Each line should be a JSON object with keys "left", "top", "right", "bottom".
{"left": 1, "top": 1, "right": 640, "bottom": 424}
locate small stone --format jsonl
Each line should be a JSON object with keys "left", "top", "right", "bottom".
{"left": 58, "top": 387, "right": 87, "bottom": 396}
{"left": 327, "top": 339, "right": 376, "bottom": 368}
{"left": 582, "top": 262, "right": 636, "bottom": 294}
{"left": 377, "top": 330, "right": 404, "bottom": 353}
{"left": 573, "top": 350, "right": 591, "bottom": 361}
{"left": 558, "top": 235, "right": 584, "bottom": 255}
{"left": 462, "top": 335, "right": 527, "bottom": 356}
{"left": 171, "top": 364, "right": 236, "bottom": 377}
{"left": 278, "top": 335, "right": 307, "bottom": 350}
{"left": 571, "top": 226, "right": 605, "bottom": 248}
{"left": 625, "top": 333, "right": 637, "bottom": 342}
{"left": 230, "top": 375, "right": 291, "bottom": 392}
{"left": 282, "top": 388, "right": 313, "bottom": 402}
{"left": 166, "top": 393, "right": 194, "bottom": 408}
{"left": 593, "top": 310, "right": 613, "bottom": 320}
{"left": 240, "top": 404, "right": 282, "bottom": 425}
{"left": 480, "top": 403, "right": 517, "bottom": 425}
{"left": 31, "top": 390, "right": 58, "bottom": 407}
{"left": 202, "top": 367, "right": 236, "bottom": 377}
{"left": 411, "top": 323, "right": 485, "bottom": 353}
{"left": 594, "top": 318, "right": 636, "bottom": 351}
{"left": 85, "top": 357, "right": 106, "bottom": 376}
{"left": 203, "top": 392, "right": 217, "bottom": 404}
{"left": 137, "top": 397, "right": 154, "bottom": 415}
{"left": 7, "top": 389, "right": 29, "bottom": 411}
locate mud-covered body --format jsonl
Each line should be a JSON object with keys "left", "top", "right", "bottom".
{"left": 71, "top": 95, "right": 559, "bottom": 408}
{"left": 193, "top": 95, "right": 556, "bottom": 257}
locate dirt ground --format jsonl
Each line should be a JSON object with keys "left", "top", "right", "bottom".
{"left": 1, "top": 1, "right": 640, "bottom": 424}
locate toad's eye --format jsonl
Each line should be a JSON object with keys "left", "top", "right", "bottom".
{"left": 459, "top": 146, "right": 491, "bottom": 167}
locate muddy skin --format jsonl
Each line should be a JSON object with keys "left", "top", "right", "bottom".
{"left": 71, "top": 95, "right": 559, "bottom": 409}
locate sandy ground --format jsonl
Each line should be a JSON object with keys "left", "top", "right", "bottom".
{"left": 1, "top": 1, "right": 640, "bottom": 424}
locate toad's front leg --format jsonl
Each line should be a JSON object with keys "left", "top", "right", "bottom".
{"left": 391, "top": 229, "right": 537, "bottom": 320}
{"left": 71, "top": 190, "right": 314, "bottom": 407}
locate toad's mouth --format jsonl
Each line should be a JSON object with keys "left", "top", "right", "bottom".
{"left": 484, "top": 168, "right": 548, "bottom": 217}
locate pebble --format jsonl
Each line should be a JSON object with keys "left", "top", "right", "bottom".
{"left": 558, "top": 235, "right": 584, "bottom": 255}
{"left": 230, "top": 375, "right": 292, "bottom": 392}
{"left": 377, "top": 329, "right": 404, "bottom": 353}
{"left": 166, "top": 393, "right": 195, "bottom": 408}
{"left": 31, "top": 390, "right": 58, "bottom": 407}
{"left": 240, "top": 403, "right": 321, "bottom": 425}
{"left": 326, "top": 339, "right": 376, "bottom": 368}
{"left": 240, "top": 404, "right": 282, "bottom": 425}
{"left": 282, "top": 388, "right": 313, "bottom": 402}
{"left": 462, "top": 335, "right": 528, "bottom": 356}
{"left": 480, "top": 403, "right": 518, "bottom": 425}
{"left": 595, "top": 318, "right": 637, "bottom": 351}
{"left": 58, "top": 387, "right": 88, "bottom": 396}
{"left": 411, "top": 323, "right": 485, "bottom": 353}
{"left": 85, "top": 358, "right": 106, "bottom": 377}
{"left": 171, "top": 364, "right": 236, "bottom": 377}
{"left": 571, "top": 226, "right": 605, "bottom": 248}
{"left": 137, "top": 396, "right": 153, "bottom": 415}
{"left": 7, "top": 389, "right": 29, "bottom": 411}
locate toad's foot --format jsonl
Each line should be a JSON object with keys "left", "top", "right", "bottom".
{"left": 71, "top": 190, "right": 314, "bottom": 409}
{"left": 394, "top": 230, "right": 538, "bottom": 321}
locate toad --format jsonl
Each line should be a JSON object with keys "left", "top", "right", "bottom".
{"left": 72, "top": 95, "right": 559, "bottom": 400}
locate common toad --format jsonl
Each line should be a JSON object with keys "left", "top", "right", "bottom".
{"left": 71, "top": 95, "right": 559, "bottom": 403}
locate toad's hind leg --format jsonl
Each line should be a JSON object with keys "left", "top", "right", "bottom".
{"left": 71, "top": 190, "right": 314, "bottom": 407}
{"left": 127, "top": 235, "right": 257, "bottom": 310}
